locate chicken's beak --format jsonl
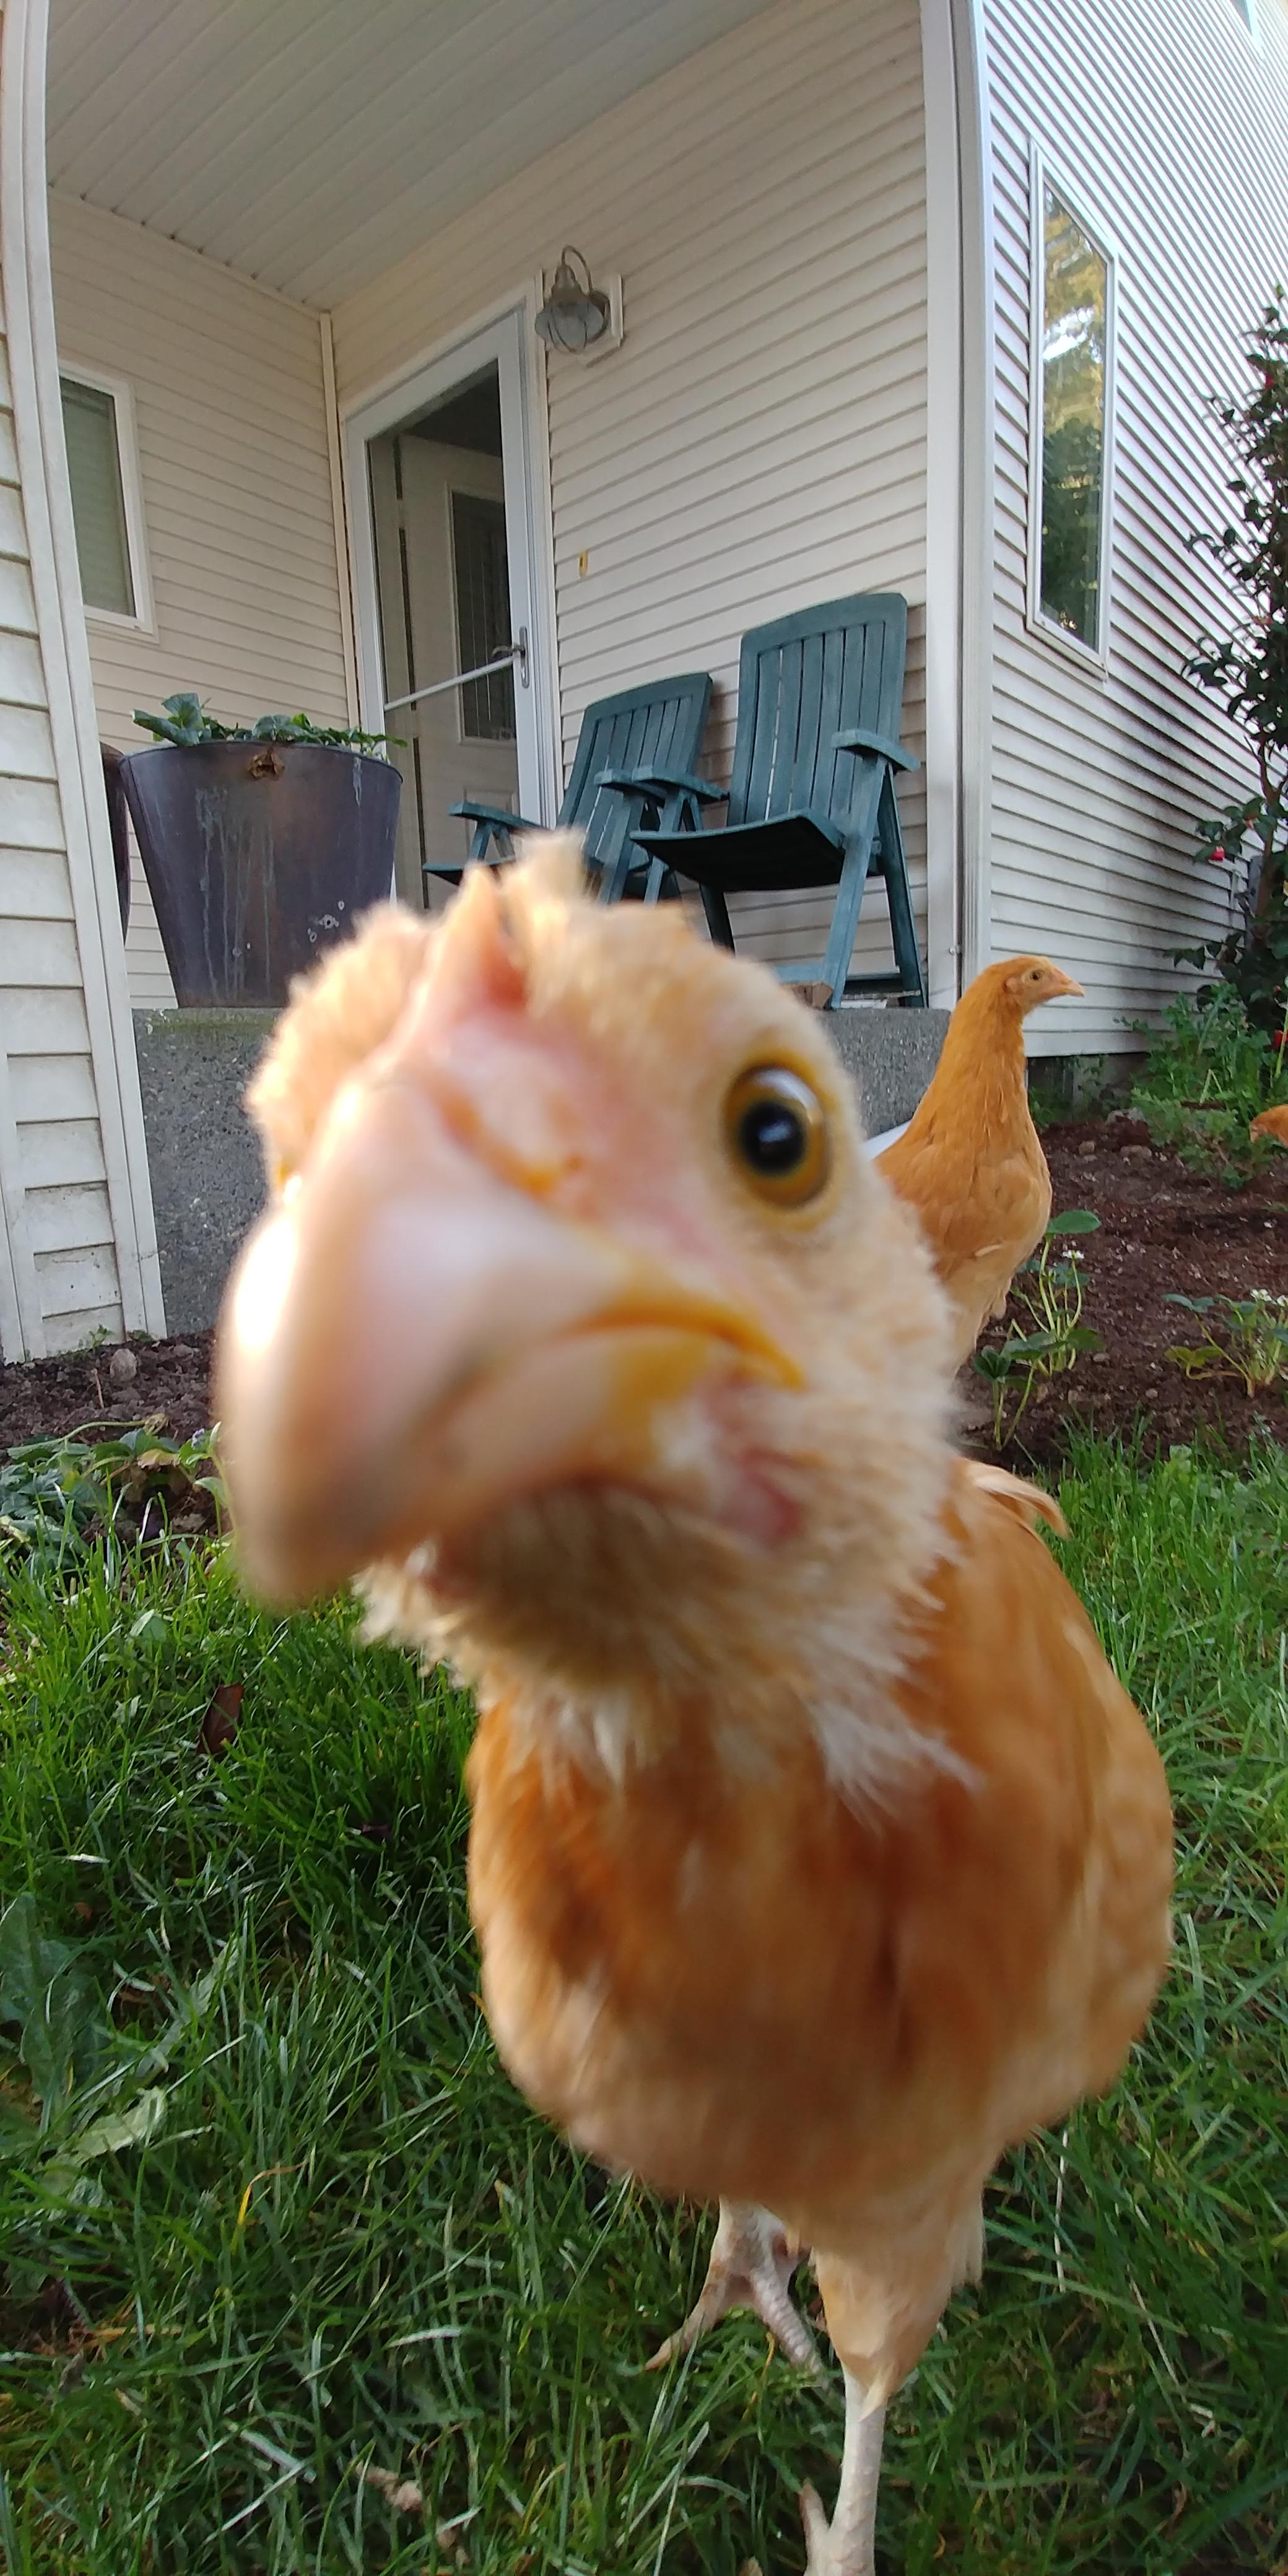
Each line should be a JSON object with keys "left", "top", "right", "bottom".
{"left": 215, "top": 1066, "right": 799, "bottom": 1604}
{"left": 1043, "top": 970, "right": 1084, "bottom": 1000}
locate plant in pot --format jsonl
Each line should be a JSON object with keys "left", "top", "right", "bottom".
{"left": 119, "top": 696, "right": 403, "bottom": 1007}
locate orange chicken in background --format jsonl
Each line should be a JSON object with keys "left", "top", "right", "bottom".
{"left": 877, "top": 956, "right": 1084, "bottom": 1366}
{"left": 1251, "top": 1102, "right": 1288, "bottom": 1146}
{"left": 217, "top": 842, "right": 1172, "bottom": 2576}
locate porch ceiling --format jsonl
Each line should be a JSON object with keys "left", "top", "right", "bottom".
{"left": 46, "top": 0, "right": 777, "bottom": 309}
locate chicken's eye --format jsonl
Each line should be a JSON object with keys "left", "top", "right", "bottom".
{"left": 724, "top": 1066, "right": 830, "bottom": 1206}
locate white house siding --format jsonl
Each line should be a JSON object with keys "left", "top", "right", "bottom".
{"left": 332, "top": 0, "right": 929, "bottom": 985}
{"left": 985, "top": 0, "right": 1288, "bottom": 1056}
{"left": 48, "top": 193, "right": 352, "bottom": 1008}
{"left": 0, "top": 334, "right": 120, "bottom": 1352}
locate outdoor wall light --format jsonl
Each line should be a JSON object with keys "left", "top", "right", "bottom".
{"left": 534, "top": 247, "right": 612, "bottom": 353}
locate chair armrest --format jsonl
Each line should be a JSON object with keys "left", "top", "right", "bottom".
{"left": 832, "top": 728, "right": 920, "bottom": 773}
{"left": 594, "top": 765, "right": 728, "bottom": 803}
{"left": 449, "top": 800, "right": 537, "bottom": 830}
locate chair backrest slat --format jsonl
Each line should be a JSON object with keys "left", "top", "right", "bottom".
{"left": 560, "top": 671, "right": 712, "bottom": 864}
{"left": 726, "top": 595, "right": 908, "bottom": 829}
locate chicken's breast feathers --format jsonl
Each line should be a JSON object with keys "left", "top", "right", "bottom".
{"left": 466, "top": 1460, "right": 1172, "bottom": 2270}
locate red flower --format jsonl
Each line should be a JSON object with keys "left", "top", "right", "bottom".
{"left": 1207, "top": 845, "right": 1227, "bottom": 863}
{"left": 1273, "top": 1030, "right": 1287, "bottom": 1051}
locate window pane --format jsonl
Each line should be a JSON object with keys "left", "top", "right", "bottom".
{"left": 451, "top": 491, "right": 515, "bottom": 741}
{"left": 60, "top": 376, "right": 135, "bottom": 618}
{"left": 1038, "top": 188, "right": 1108, "bottom": 650}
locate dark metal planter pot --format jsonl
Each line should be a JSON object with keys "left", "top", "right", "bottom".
{"left": 118, "top": 740, "right": 402, "bottom": 1007}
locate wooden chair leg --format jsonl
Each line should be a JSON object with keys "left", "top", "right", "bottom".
{"left": 878, "top": 773, "right": 926, "bottom": 1004}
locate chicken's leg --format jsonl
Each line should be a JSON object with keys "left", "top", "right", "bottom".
{"left": 799, "top": 2370, "right": 886, "bottom": 2576}
{"left": 648, "top": 2200, "right": 821, "bottom": 2374}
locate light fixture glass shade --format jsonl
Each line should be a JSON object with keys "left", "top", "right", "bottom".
{"left": 535, "top": 247, "right": 611, "bottom": 354}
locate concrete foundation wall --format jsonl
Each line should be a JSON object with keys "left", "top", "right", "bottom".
{"left": 133, "top": 1002, "right": 952, "bottom": 1336}
{"left": 828, "top": 1007, "right": 951, "bottom": 1134}
{"left": 133, "top": 1011, "right": 275, "bottom": 1338}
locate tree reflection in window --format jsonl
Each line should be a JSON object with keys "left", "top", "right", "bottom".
{"left": 1038, "top": 185, "right": 1110, "bottom": 651}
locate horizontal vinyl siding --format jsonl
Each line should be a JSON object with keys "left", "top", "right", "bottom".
{"left": 333, "top": 0, "right": 929, "bottom": 986}
{"left": 49, "top": 194, "right": 350, "bottom": 1009}
{"left": 0, "top": 318, "right": 123, "bottom": 1353}
{"left": 985, "top": 0, "right": 1288, "bottom": 1053}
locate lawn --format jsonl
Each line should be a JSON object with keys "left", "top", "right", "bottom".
{"left": 1, "top": 1436, "right": 1286, "bottom": 2575}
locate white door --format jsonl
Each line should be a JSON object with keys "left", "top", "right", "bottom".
{"left": 348, "top": 313, "right": 554, "bottom": 910}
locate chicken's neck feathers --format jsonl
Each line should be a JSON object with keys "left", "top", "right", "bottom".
{"left": 364, "top": 1488, "right": 970, "bottom": 1818}
{"left": 904, "top": 994, "right": 1034, "bottom": 1154}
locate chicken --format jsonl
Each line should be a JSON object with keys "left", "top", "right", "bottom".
{"left": 1251, "top": 1102, "right": 1288, "bottom": 1146}
{"left": 216, "top": 841, "right": 1172, "bottom": 2575}
{"left": 877, "top": 957, "right": 1084, "bottom": 1365}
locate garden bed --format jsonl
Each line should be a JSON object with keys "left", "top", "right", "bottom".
{"left": 0, "top": 1329, "right": 214, "bottom": 1449}
{"left": 1, "top": 1115, "right": 1285, "bottom": 1466}
{"left": 973, "top": 1115, "right": 1288, "bottom": 1469}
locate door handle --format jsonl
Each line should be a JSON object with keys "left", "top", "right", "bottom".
{"left": 385, "top": 633, "right": 528, "bottom": 717}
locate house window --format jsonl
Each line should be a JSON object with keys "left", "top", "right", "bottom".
{"left": 1029, "top": 167, "right": 1115, "bottom": 663}
{"left": 59, "top": 370, "right": 149, "bottom": 626}
{"left": 451, "top": 491, "right": 515, "bottom": 741}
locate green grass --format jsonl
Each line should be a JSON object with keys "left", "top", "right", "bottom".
{"left": 1, "top": 1438, "right": 1286, "bottom": 2574}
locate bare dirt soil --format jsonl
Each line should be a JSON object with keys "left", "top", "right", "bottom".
{"left": 0, "top": 1330, "right": 214, "bottom": 1450}
{"left": 972, "top": 1112, "right": 1288, "bottom": 1469}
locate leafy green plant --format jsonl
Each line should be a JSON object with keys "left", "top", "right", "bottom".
{"left": 1181, "top": 293, "right": 1288, "bottom": 1033}
{"left": 972, "top": 1211, "right": 1102, "bottom": 1443}
{"left": 1131, "top": 981, "right": 1288, "bottom": 1180}
{"left": 0, "top": 1425, "right": 223, "bottom": 1573}
{"left": 1027, "top": 1056, "right": 1118, "bottom": 1133}
{"left": 0, "top": 1891, "right": 228, "bottom": 2294}
{"left": 131, "top": 692, "right": 394, "bottom": 755}
{"left": 1164, "top": 1289, "right": 1288, "bottom": 1397}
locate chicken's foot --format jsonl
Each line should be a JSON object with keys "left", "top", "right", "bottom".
{"left": 799, "top": 2371, "right": 886, "bottom": 2576}
{"left": 648, "top": 2200, "right": 821, "bottom": 2374}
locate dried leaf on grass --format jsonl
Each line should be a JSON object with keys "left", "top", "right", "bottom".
{"left": 199, "top": 1682, "right": 243, "bottom": 1760}
{"left": 361, "top": 2463, "right": 424, "bottom": 2513}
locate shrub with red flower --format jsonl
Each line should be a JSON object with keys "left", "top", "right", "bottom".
{"left": 1185, "top": 292, "right": 1288, "bottom": 1035}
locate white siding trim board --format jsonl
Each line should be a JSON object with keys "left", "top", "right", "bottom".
{"left": 319, "top": 313, "right": 361, "bottom": 726}
{"left": 938, "top": 0, "right": 995, "bottom": 985}
{"left": 0, "top": 0, "right": 165, "bottom": 1352}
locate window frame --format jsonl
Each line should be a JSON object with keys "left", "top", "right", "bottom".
{"left": 1025, "top": 149, "right": 1118, "bottom": 678}
{"left": 58, "top": 360, "right": 154, "bottom": 635}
